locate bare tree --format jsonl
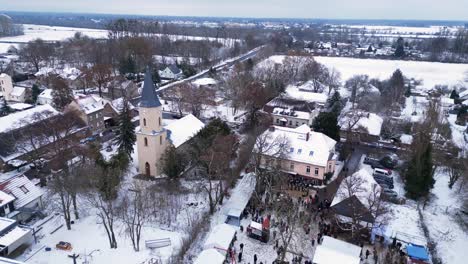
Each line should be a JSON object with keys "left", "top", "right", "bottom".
{"left": 119, "top": 181, "right": 152, "bottom": 252}
{"left": 333, "top": 173, "right": 389, "bottom": 240}
{"left": 169, "top": 82, "right": 216, "bottom": 118}
{"left": 85, "top": 63, "right": 112, "bottom": 97}
{"left": 345, "top": 75, "right": 371, "bottom": 109}
{"left": 199, "top": 134, "right": 238, "bottom": 214}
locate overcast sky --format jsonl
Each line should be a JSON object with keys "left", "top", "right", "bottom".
{"left": 0, "top": 0, "right": 467, "bottom": 20}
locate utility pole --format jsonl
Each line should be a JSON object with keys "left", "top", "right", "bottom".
{"left": 68, "top": 253, "right": 80, "bottom": 264}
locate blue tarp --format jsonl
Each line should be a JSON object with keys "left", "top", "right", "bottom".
{"left": 406, "top": 244, "right": 429, "bottom": 261}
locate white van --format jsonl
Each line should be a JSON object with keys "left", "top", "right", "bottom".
{"left": 373, "top": 168, "right": 391, "bottom": 176}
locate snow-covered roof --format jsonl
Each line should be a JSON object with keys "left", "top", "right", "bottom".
{"left": 0, "top": 191, "right": 15, "bottom": 207}
{"left": 339, "top": 111, "right": 383, "bottom": 136}
{"left": 0, "top": 104, "right": 59, "bottom": 134}
{"left": 400, "top": 134, "right": 413, "bottom": 145}
{"left": 10, "top": 86, "right": 25, "bottom": 97}
{"left": 194, "top": 249, "right": 225, "bottom": 264}
{"left": 440, "top": 97, "right": 454, "bottom": 106}
{"left": 35, "top": 67, "right": 81, "bottom": 81}
{"left": 38, "top": 89, "right": 53, "bottom": 100}
{"left": 0, "top": 223, "right": 31, "bottom": 248}
{"left": 74, "top": 95, "right": 104, "bottom": 115}
{"left": 258, "top": 125, "right": 336, "bottom": 167}
{"left": 331, "top": 168, "right": 381, "bottom": 209}
{"left": 313, "top": 236, "right": 361, "bottom": 264}
{"left": 105, "top": 97, "right": 135, "bottom": 114}
{"left": 192, "top": 78, "right": 217, "bottom": 86}
{"left": 0, "top": 175, "right": 43, "bottom": 208}
{"left": 203, "top": 223, "right": 237, "bottom": 251}
{"left": 9, "top": 103, "right": 33, "bottom": 111}
{"left": 165, "top": 114, "right": 205, "bottom": 148}
{"left": 285, "top": 84, "right": 328, "bottom": 105}
{"left": 272, "top": 107, "right": 310, "bottom": 120}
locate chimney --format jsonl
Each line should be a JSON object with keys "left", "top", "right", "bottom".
{"left": 306, "top": 132, "right": 310, "bottom": 141}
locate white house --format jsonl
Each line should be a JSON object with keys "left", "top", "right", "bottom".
{"left": 0, "top": 175, "right": 44, "bottom": 222}
{"left": 0, "top": 74, "right": 13, "bottom": 100}
{"left": 7, "top": 87, "right": 27, "bottom": 103}
{"left": 0, "top": 217, "right": 33, "bottom": 256}
{"left": 37, "top": 89, "right": 54, "bottom": 105}
{"left": 159, "top": 65, "right": 183, "bottom": 80}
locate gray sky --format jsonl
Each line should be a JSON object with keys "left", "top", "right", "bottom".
{"left": 0, "top": 0, "right": 467, "bottom": 20}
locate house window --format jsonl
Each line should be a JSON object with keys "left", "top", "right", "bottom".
{"left": 290, "top": 148, "right": 294, "bottom": 153}
{"left": 7, "top": 192, "right": 16, "bottom": 199}
{"left": 314, "top": 168, "right": 319, "bottom": 175}
{"left": 20, "top": 185, "right": 29, "bottom": 194}
{"left": 296, "top": 121, "right": 299, "bottom": 127}
{"left": 297, "top": 149, "right": 302, "bottom": 154}
{"left": 276, "top": 119, "right": 279, "bottom": 124}
{"left": 144, "top": 137, "right": 148, "bottom": 146}
{"left": 309, "top": 151, "right": 314, "bottom": 156}
{"left": 289, "top": 120, "right": 292, "bottom": 126}
{"left": 290, "top": 162, "right": 294, "bottom": 170}
{"left": 159, "top": 117, "right": 161, "bottom": 126}
{"left": 306, "top": 166, "right": 311, "bottom": 174}
{"left": 143, "top": 118, "right": 147, "bottom": 126}
{"left": 160, "top": 136, "right": 163, "bottom": 145}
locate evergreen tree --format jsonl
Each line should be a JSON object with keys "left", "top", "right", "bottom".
{"left": 327, "top": 91, "right": 343, "bottom": 115}
{"left": 31, "top": 84, "right": 40, "bottom": 103}
{"left": 312, "top": 112, "right": 341, "bottom": 141}
{"left": 114, "top": 98, "right": 136, "bottom": 160}
{"left": 0, "top": 97, "right": 12, "bottom": 116}
{"left": 51, "top": 76, "right": 73, "bottom": 110}
{"left": 151, "top": 67, "right": 161, "bottom": 84}
{"left": 118, "top": 56, "right": 136, "bottom": 75}
{"left": 404, "top": 135, "right": 435, "bottom": 199}
{"left": 450, "top": 89, "right": 459, "bottom": 100}
{"left": 160, "top": 145, "right": 186, "bottom": 179}
{"left": 394, "top": 37, "right": 405, "bottom": 58}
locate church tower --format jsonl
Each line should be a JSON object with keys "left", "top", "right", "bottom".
{"left": 136, "top": 68, "right": 167, "bottom": 177}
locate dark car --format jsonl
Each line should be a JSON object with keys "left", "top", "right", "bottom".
{"left": 382, "top": 189, "right": 400, "bottom": 203}
{"left": 374, "top": 174, "right": 394, "bottom": 184}
{"left": 375, "top": 179, "right": 394, "bottom": 189}
{"left": 364, "top": 157, "right": 386, "bottom": 169}
{"left": 379, "top": 156, "right": 398, "bottom": 169}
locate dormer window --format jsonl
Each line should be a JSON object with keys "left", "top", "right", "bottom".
{"left": 19, "top": 185, "right": 29, "bottom": 194}
{"left": 309, "top": 151, "right": 314, "bottom": 156}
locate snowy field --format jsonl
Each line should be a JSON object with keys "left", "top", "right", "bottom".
{"left": 261, "top": 55, "right": 468, "bottom": 90}
{"left": 0, "top": 24, "right": 239, "bottom": 54}
{"left": 314, "top": 56, "right": 468, "bottom": 89}
{"left": 0, "top": 24, "right": 108, "bottom": 53}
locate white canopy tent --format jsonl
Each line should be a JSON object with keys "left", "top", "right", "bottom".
{"left": 203, "top": 224, "right": 236, "bottom": 252}
{"left": 194, "top": 248, "right": 225, "bottom": 264}
{"left": 313, "top": 236, "right": 362, "bottom": 264}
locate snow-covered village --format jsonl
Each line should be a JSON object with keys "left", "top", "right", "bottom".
{"left": 0, "top": 1, "right": 467, "bottom": 264}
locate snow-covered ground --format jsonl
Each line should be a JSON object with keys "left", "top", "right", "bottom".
{"left": 359, "top": 156, "right": 468, "bottom": 264}
{"left": 0, "top": 24, "right": 108, "bottom": 53}
{"left": 313, "top": 56, "right": 468, "bottom": 89}
{"left": 260, "top": 55, "right": 468, "bottom": 90}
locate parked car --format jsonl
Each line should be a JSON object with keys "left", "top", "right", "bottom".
{"left": 375, "top": 179, "right": 394, "bottom": 189}
{"left": 380, "top": 156, "right": 398, "bottom": 169}
{"left": 364, "top": 157, "right": 387, "bottom": 169}
{"left": 374, "top": 175, "right": 394, "bottom": 184}
{"left": 373, "top": 168, "right": 392, "bottom": 176}
{"left": 382, "top": 189, "right": 398, "bottom": 199}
